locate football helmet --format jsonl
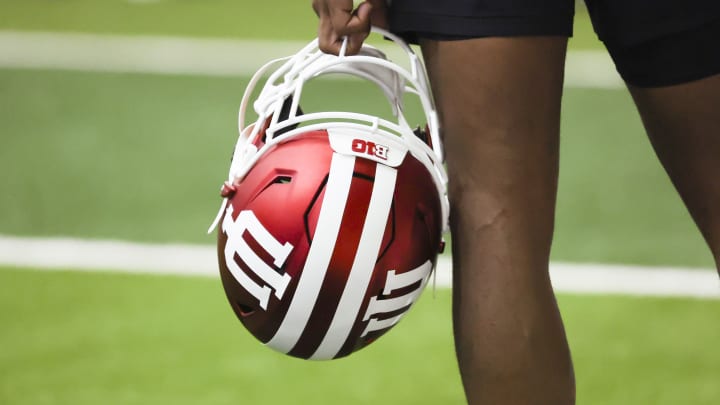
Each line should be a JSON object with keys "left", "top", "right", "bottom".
{"left": 209, "top": 27, "right": 449, "bottom": 360}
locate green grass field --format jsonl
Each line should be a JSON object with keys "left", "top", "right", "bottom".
{"left": 1, "top": 1, "right": 719, "bottom": 404}
{"left": 1, "top": 268, "right": 719, "bottom": 405}
{"left": 0, "top": 69, "right": 711, "bottom": 267}
{"left": 0, "top": 0, "right": 604, "bottom": 50}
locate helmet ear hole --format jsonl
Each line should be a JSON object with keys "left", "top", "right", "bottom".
{"left": 272, "top": 175, "right": 292, "bottom": 185}
{"left": 234, "top": 301, "right": 256, "bottom": 317}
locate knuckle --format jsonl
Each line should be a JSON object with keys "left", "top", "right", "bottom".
{"left": 318, "top": 42, "right": 338, "bottom": 55}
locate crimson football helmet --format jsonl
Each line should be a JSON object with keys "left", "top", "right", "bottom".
{"left": 209, "top": 28, "right": 449, "bottom": 360}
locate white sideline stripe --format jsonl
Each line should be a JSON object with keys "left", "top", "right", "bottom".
{"left": 0, "top": 31, "right": 624, "bottom": 89}
{"left": 0, "top": 235, "right": 718, "bottom": 299}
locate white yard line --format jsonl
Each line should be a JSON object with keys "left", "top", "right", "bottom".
{"left": 0, "top": 31, "right": 624, "bottom": 88}
{"left": 0, "top": 32, "right": 710, "bottom": 298}
{"left": 0, "top": 235, "right": 717, "bottom": 299}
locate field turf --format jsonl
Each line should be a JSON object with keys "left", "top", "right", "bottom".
{"left": 1, "top": 1, "right": 718, "bottom": 404}
{"left": 1, "top": 267, "right": 719, "bottom": 405}
{"left": 0, "top": 69, "right": 712, "bottom": 267}
{"left": 0, "top": 0, "right": 602, "bottom": 50}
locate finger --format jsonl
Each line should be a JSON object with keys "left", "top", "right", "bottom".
{"left": 329, "top": 1, "right": 372, "bottom": 37}
{"left": 332, "top": 3, "right": 372, "bottom": 55}
{"left": 345, "top": 31, "right": 370, "bottom": 55}
{"left": 311, "top": 0, "right": 323, "bottom": 17}
{"left": 315, "top": 0, "right": 339, "bottom": 54}
{"left": 320, "top": 29, "right": 369, "bottom": 56}
{"left": 315, "top": 1, "right": 372, "bottom": 55}
{"left": 317, "top": 15, "right": 343, "bottom": 54}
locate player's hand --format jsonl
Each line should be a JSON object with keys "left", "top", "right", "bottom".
{"left": 312, "top": 0, "right": 388, "bottom": 55}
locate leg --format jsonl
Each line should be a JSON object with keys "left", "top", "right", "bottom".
{"left": 421, "top": 37, "right": 575, "bottom": 404}
{"left": 628, "top": 74, "right": 720, "bottom": 270}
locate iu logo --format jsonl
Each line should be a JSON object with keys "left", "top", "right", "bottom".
{"left": 222, "top": 205, "right": 293, "bottom": 310}
{"left": 361, "top": 260, "right": 432, "bottom": 337}
{"left": 351, "top": 138, "right": 389, "bottom": 160}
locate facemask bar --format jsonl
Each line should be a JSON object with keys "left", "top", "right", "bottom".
{"left": 210, "top": 27, "right": 448, "bottom": 234}
{"left": 237, "top": 28, "right": 441, "bottom": 173}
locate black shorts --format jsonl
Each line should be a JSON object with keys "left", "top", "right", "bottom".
{"left": 387, "top": 0, "right": 720, "bottom": 87}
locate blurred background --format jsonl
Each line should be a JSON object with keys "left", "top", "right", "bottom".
{"left": 0, "top": 1, "right": 718, "bottom": 404}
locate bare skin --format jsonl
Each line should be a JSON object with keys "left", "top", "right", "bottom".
{"left": 629, "top": 74, "right": 720, "bottom": 271}
{"left": 314, "top": 1, "right": 575, "bottom": 404}
{"left": 312, "top": 0, "right": 387, "bottom": 55}
{"left": 422, "top": 37, "right": 576, "bottom": 404}
{"left": 314, "top": 1, "right": 719, "bottom": 403}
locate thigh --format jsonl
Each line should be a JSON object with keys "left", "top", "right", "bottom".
{"left": 421, "top": 37, "right": 566, "bottom": 251}
{"left": 595, "top": 0, "right": 720, "bottom": 266}
{"left": 629, "top": 74, "right": 720, "bottom": 266}
{"left": 388, "top": 0, "right": 574, "bottom": 268}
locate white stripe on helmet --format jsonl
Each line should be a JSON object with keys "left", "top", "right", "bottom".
{"left": 310, "top": 163, "right": 398, "bottom": 360}
{"left": 266, "top": 152, "right": 356, "bottom": 353}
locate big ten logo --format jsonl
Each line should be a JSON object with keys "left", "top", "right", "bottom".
{"left": 360, "top": 261, "right": 432, "bottom": 337}
{"left": 352, "top": 139, "right": 389, "bottom": 160}
{"left": 222, "top": 205, "right": 293, "bottom": 310}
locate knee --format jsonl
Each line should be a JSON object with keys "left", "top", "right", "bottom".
{"left": 447, "top": 176, "right": 556, "bottom": 243}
